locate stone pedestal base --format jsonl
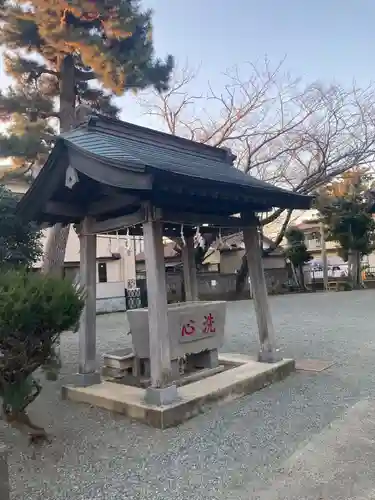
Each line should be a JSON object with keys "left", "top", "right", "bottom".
{"left": 139, "top": 359, "right": 180, "bottom": 381}
{"left": 186, "top": 349, "right": 219, "bottom": 370}
{"left": 258, "top": 348, "right": 282, "bottom": 363}
{"left": 66, "top": 372, "right": 101, "bottom": 388}
{"left": 144, "top": 384, "right": 179, "bottom": 406}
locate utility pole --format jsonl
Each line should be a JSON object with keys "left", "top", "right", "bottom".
{"left": 320, "top": 221, "right": 328, "bottom": 290}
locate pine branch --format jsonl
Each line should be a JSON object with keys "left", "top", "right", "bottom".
{"left": 0, "top": 134, "right": 46, "bottom": 158}
{"left": 78, "top": 87, "right": 119, "bottom": 117}
{"left": 0, "top": 85, "right": 55, "bottom": 121}
{"left": 0, "top": 117, "right": 55, "bottom": 181}
{"left": 0, "top": 0, "right": 175, "bottom": 197}
{"left": 1, "top": 0, "right": 174, "bottom": 96}
{"left": 3, "top": 53, "right": 59, "bottom": 81}
{"left": 0, "top": 8, "right": 43, "bottom": 54}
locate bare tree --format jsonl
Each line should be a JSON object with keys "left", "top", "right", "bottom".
{"left": 139, "top": 60, "right": 375, "bottom": 292}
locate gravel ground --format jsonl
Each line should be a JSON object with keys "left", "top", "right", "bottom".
{"left": 3, "top": 290, "right": 375, "bottom": 500}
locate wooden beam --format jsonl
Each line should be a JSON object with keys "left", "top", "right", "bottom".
{"left": 92, "top": 208, "right": 146, "bottom": 234}
{"left": 161, "top": 210, "right": 243, "bottom": 228}
{"left": 45, "top": 201, "right": 82, "bottom": 218}
{"left": 87, "top": 194, "right": 140, "bottom": 216}
{"left": 45, "top": 195, "right": 141, "bottom": 220}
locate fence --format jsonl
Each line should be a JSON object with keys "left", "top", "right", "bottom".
{"left": 137, "top": 268, "right": 289, "bottom": 305}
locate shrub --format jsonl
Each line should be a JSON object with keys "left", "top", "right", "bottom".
{"left": 0, "top": 184, "right": 42, "bottom": 268}
{"left": 0, "top": 269, "right": 84, "bottom": 441}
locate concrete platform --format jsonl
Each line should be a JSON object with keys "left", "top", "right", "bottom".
{"left": 62, "top": 354, "right": 295, "bottom": 428}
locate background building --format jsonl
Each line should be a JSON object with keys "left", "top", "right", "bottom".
{"left": 5, "top": 176, "right": 142, "bottom": 312}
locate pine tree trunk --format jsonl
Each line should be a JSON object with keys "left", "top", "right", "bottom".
{"left": 347, "top": 250, "right": 354, "bottom": 284}
{"left": 353, "top": 250, "right": 361, "bottom": 288}
{"left": 298, "top": 264, "right": 305, "bottom": 290}
{"left": 41, "top": 55, "right": 76, "bottom": 276}
{"left": 41, "top": 224, "right": 70, "bottom": 276}
{"left": 347, "top": 249, "right": 361, "bottom": 288}
{"left": 291, "top": 263, "right": 300, "bottom": 288}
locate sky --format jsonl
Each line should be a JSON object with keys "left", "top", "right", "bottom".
{"left": 145, "top": 0, "right": 375, "bottom": 84}
{"left": 116, "top": 0, "right": 375, "bottom": 125}
{"left": 1, "top": 0, "right": 375, "bottom": 126}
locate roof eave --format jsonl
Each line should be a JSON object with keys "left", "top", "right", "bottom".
{"left": 16, "top": 140, "right": 66, "bottom": 221}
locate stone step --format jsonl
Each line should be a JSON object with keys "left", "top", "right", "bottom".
{"left": 103, "top": 364, "right": 226, "bottom": 388}
{"left": 102, "top": 366, "right": 131, "bottom": 380}
{"left": 103, "top": 348, "right": 134, "bottom": 370}
{"left": 102, "top": 364, "right": 151, "bottom": 388}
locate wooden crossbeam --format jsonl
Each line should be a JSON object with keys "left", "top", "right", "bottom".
{"left": 161, "top": 210, "right": 243, "bottom": 228}
{"left": 88, "top": 194, "right": 140, "bottom": 216}
{"left": 92, "top": 208, "right": 146, "bottom": 234}
{"left": 45, "top": 194, "right": 140, "bottom": 220}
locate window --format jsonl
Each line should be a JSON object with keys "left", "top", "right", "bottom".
{"left": 98, "top": 262, "right": 107, "bottom": 283}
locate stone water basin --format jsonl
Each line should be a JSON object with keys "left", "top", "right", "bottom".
{"left": 127, "top": 301, "right": 227, "bottom": 360}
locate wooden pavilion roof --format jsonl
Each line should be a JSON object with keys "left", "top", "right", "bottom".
{"left": 16, "top": 114, "right": 312, "bottom": 233}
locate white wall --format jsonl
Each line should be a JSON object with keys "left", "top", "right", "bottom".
{"left": 96, "top": 281, "right": 126, "bottom": 313}
{"left": 263, "top": 256, "right": 285, "bottom": 270}
{"left": 97, "top": 281, "right": 125, "bottom": 299}
{"left": 32, "top": 226, "right": 141, "bottom": 286}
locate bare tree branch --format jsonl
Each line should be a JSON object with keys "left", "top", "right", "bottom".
{"left": 138, "top": 59, "right": 375, "bottom": 292}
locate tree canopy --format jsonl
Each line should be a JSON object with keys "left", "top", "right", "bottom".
{"left": 317, "top": 169, "right": 375, "bottom": 285}
{"left": 0, "top": 0, "right": 174, "bottom": 174}
{"left": 318, "top": 170, "right": 375, "bottom": 259}
{"left": 0, "top": 0, "right": 174, "bottom": 274}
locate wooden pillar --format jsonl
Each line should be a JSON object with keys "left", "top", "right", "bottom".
{"left": 182, "top": 235, "right": 198, "bottom": 301}
{"left": 78, "top": 217, "right": 100, "bottom": 385}
{"left": 143, "top": 215, "right": 178, "bottom": 405}
{"left": 243, "top": 220, "right": 281, "bottom": 363}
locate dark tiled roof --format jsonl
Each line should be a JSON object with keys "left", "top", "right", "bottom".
{"left": 61, "top": 115, "right": 311, "bottom": 208}
{"left": 63, "top": 128, "right": 146, "bottom": 170}
{"left": 17, "top": 115, "right": 312, "bottom": 223}
{"left": 214, "top": 231, "right": 284, "bottom": 255}
{"left": 136, "top": 242, "right": 180, "bottom": 262}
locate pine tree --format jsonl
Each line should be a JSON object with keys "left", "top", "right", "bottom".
{"left": 285, "top": 226, "right": 312, "bottom": 290}
{"left": 0, "top": 184, "right": 42, "bottom": 268}
{"left": 0, "top": 0, "right": 174, "bottom": 274}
